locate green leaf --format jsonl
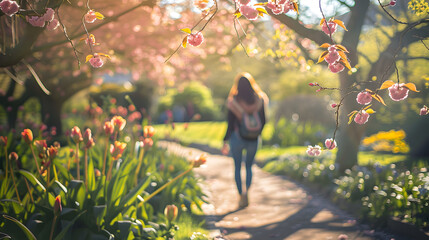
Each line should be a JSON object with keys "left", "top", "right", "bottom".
{"left": 54, "top": 211, "right": 86, "bottom": 240}
{"left": 52, "top": 181, "right": 67, "bottom": 195}
{"left": 54, "top": 161, "right": 72, "bottom": 182}
{"left": 2, "top": 215, "right": 37, "bottom": 240}
{"left": 118, "top": 176, "right": 151, "bottom": 208}
{"left": 88, "top": 152, "right": 96, "bottom": 192}
{"left": 0, "top": 232, "right": 11, "bottom": 239}
{"left": 116, "top": 221, "right": 134, "bottom": 240}
{"left": 19, "top": 170, "right": 45, "bottom": 193}
{"left": 0, "top": 199, "right": 24, "bottom": 214}
{"left": 93, "top": 205, "right": 106, "bottom": 227}
{"left": 68, "top": 180, "right": 85, "bottom": 209}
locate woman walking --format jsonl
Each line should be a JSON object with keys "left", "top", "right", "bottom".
{"left": 222, "top": 72, "right": 268, "bottom": 208}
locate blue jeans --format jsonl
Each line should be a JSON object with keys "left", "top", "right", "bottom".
{"left": 229, "top": 131, "right": 259, "bottom": 194}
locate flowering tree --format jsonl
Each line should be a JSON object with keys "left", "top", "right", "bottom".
{"left": 0, "top": 0, "right": 238, "bottom": 132}
{"left": 268, "top": 0, "right": 429, "bottom": 170}
{"left": 1, "top": 0, "right": 428, "bottom": 171}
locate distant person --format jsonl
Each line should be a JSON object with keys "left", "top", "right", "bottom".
{"left": 222, "top": 72, "right": 268, "bottom": 208}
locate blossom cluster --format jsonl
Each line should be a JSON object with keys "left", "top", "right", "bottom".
{"left": 317, "top": 18, "right": 349, "bottom": 74}
{"left": 26, "top": 8, "right": 59, "bottom": 30}
{"left": 266, "top": 0, "right": 296, "bottom": 15}
{"left": 0, "top": 0, "right": 19, "bottom": 17}
{"left": 318, "top": 43, "right": 351, "bottom": 74}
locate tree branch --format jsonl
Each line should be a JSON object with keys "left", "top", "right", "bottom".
{"left": 33, "top": 0, "right": 157, "bottom": 53}
{"left": 367, "top": 22, "right": 429, "bottom": 89}
{"left": 270, "top": 14, "right": 331, "bottom": 46}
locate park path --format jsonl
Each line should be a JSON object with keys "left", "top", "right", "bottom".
{"left": 158, "top": 141, "right": 400, "bottom": 240}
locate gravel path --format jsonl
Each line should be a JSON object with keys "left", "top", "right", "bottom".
{"left": 158, "top": 141, "right": 405, "bottom": 240}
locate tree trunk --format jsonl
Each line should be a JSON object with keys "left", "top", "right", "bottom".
{"left": 40, "top": 95, "right": 64, "bottom": 136}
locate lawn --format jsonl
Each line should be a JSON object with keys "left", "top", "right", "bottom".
{"left": 153, "top": 122, "right": 407, "bottom": 166}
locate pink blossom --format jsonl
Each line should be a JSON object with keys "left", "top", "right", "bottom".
{"left": 356, "top": 91, "right": 372, "bottom": 105}
{"left": 89, "top": 56, "right": 104, "bottom": 68}
{"left": 354, "top": 110, "right": 369, "bottom": 125}
{"left": 240, "top": 5, "right": 258, "bottom": 21}
{"left": 46, "top": 19, "right": 59, "bottom": 30}
{"left": 328, "top": 62, "right": 345, "bottom": 73}
{"left": 188, "top": 32, "right": 204, "bottom": 47}
{"left": 283, "top": 1, "right": 294, "bottom": 13}
{"left": 322, "top": 21, "right": 337, "bottom": 36}
{"left": 388, "top": 83, "right": 409, "bottom": 101}
{"left": 267, "top": 1, "right": 284, "bottom": 15}
{"left": 325, "top": 138, "right": 337, "bottom": 150}
{"left": 338, "top": 234, "right": 348, "bottom": 240}
{"left": 43, "top": 8, "right": 55, "bottom": 22}
{"left": 84, "top": 10, "right": 97, "bottom": 23}
{"left": 389, "top": 0, "right": 396, "bottom": 6}
{"left": 306, "top": 145, "right": 322, "bottom": 156}
{"left": 27, "top": 16, "right": 45, "bottom": 27}
{"left": 331, "top": 103, "right": 338, "bottom": 108}
{"left": 420, "top": 106, "right": 428, "bottom": 116}
{"left": 0, "top": 0, "right": 19, "bottom": 17}
{"left": 324, "top": 49, "right": 340, "bottom": 65}
{"left": 237, "top": 0, "right": 250, "bottom": 5}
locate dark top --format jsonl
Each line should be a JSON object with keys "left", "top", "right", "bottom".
{"left": 223, "top": 103, "right": 266, "bottom": 141}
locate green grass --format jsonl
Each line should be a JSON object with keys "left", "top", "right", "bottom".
{"left": 154, "top": 122, "right": 227, "bottom": 149}
{"left": 174, "top": 211, "right": 210, "bottom": 240}
{"left": 154, "top": 122, "right": 407, "bottom": 166}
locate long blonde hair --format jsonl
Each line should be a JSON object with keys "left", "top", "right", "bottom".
{"left": 228, "top": 72, "right": 268, "bottom": 104}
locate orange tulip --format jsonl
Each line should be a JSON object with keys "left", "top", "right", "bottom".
{"left": 21, "top": 129, "right": 33, "bottom": 144}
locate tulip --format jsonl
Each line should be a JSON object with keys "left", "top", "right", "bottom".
{"left": 193, "top": 154, "right": 207, "bottom": 168}
{"left": 21, "top": 129, "right": 33, "bottom": 144}
{"left": 164, "top": 205, "right": 178, "bottom": 222}
{"left": 104, "top": 121, "right": 114, "bottom": 135}
{"left": 143, "top": 126, "right": 156, "bottom": 138}
{"left": 111, "top": 116, "right": 126, "bottom": 132}
{"left": 71, "top": 126, "right": 83, "bottom": 144}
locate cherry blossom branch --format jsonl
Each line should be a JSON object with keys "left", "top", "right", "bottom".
{"left": 33, "top": 0, "right": 157, "bottom": 53}
{"left": 319, "top": 0, "right": 334, "bottom": 44}
{"left": 164, "top": 2, "right": 218, "bottom": 63}
{"left": 56, "top": 3, "right": 81, "bottom": 67}
{"left": 377, "top": 0, "right": 408, "bottom": 25}
{"left": 233, "top": 17, "right": 249, "bottom": 57}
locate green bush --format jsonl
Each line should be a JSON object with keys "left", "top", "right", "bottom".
{"left": 262, "top": 117, "right": 329, "bottom": 147}
{"left": 156, "top": 82, "right": 221, "bottom": 122}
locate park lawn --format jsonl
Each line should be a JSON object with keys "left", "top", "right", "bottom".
{"left": 154, "top": 121, "right": 227, "bottom": 148}
{"left": 153, "top": 122, "right": 407, "bottom": 166}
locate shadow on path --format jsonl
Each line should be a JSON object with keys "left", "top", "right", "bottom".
{"left": 159, "top": 141, "right": 409, "bottom": 240}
